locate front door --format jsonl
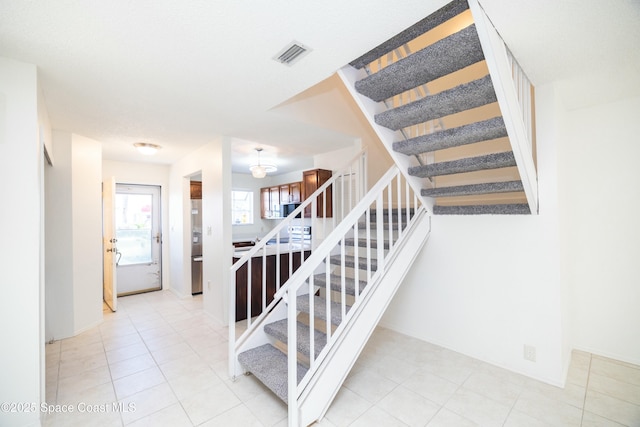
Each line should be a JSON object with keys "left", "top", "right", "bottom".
{"left": 115, "top": 184, "right": 162, "bottom": 296}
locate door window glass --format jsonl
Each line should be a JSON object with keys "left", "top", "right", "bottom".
{"left": 115, "top": 193, "right": 153, "bottom": 265}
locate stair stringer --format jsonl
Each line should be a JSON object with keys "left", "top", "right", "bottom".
{"left": 297, "top": 211, "right": 431, "bottom": 426}
{"left": 468, "top": 0, "right": 539, "bottom": 214}
{"left": 337, "top": 67, "right": 434, "bottom": 214}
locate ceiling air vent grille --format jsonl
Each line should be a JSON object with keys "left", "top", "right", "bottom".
{"left": 273, "top": 41, "right": 311, "bottom": 66}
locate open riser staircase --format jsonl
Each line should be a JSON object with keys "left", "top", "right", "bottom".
{"left": 229, "top": 0, "right": 540, "bottom": 425}
{"left": 339, "top": 0, "right": 538, "bottom": 215}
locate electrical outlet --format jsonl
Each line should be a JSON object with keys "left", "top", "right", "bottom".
{"left": 207, "top": 280, "right": 211, "bottom": 290}
{"left": 524, "top": 345, "right": 536, "bottom": 362}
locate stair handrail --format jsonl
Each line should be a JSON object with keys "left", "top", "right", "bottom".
{"left": 229, "top": 149, "right": 367, "bottom": 369}
{"left": 281, "top": 165, "right": 427, "bottom": 425}
{"left": 468, "top": 0, "right": 538, "bottom": 213}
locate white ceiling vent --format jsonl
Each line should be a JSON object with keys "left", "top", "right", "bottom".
{"left": 273, "top": 41, "right": 311, "bottom": 66}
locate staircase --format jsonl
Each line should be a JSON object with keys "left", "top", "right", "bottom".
{"left": 230, "top": 0, "right": 539, "bottom": 425}
{"left": 230, "top": 163, "right": 430, "bottom": 426}
{"left": 340, "top": 0, "right": 538, "bottom": 215}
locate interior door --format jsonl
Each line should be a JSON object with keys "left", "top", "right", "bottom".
{"left": 102, "top": 177, "right": 117, "bottom": 311}
{"left": 115, "top": 184, "right": 162, "bottom": 295}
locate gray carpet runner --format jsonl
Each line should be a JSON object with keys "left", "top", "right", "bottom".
{"left": 312, "top": 273, "right": 368, "bottom": 296}
{"left": 408, "top": 151, "right": 516, "bottom": 178}
{"left": 422, "top": 180, "right": 523, "bottom": 197}
{"left": 375, "top": 74, "right": 497, "bottom": 131}
{"left": 393, "top": 116, "right": 507, "bottom": 155}
{"left": 237, "top": 344, "right": 308, "bottom": 402}
{"left": 355, "top": 24, "right": 484, "bottom": 102}
{"left": 350, "top": 0, "right": 532, "bottom": 215}
{"left": 434, "top": 204, "right": 530, "bottom": 215}
{"left": 344, "top": 237, "right": 390, "bottom": 250}
{"left": 296, "top": 294, "right": 348, "bottom": 325}
{"left": 264, "top": 319, "right": 327, "bottom": 359}
{"left": 350, "top": 0, "right": 469, "bottom": 69}
{"left": 330, "top": 254, "right": 378, "bottom": 271}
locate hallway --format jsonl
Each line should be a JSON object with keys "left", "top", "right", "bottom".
{"left": 44, "top": 290, "right": 640, "bottom": 426}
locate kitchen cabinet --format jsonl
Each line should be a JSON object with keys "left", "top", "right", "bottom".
{"left": 279, "top": 182, "right": 302, "bottom": 204}
{"left": 289, "top": 182, "right": 301, "bottom": 203}
{"left": 260, "top": 186, "right": 281, "bottom": 219}
{"left": 260, "top": 181, "right": 302, "bottom": 218}
{"left": 260, "top": 188, "right": 270, "bottom": 218}
{"left": 303, "top": 169, "right": 332, "bottom": 217}
{"left": 269, "top": 186, "right": 280, "bottom": 216}
{"left": 280, "top": 184, "right": 291, "bottom": 204}
{"left": 190, "top": 181, "right": 202, "bottom": 199}
{"left": 233, "top": 250, "right": 311, "bottom": 321}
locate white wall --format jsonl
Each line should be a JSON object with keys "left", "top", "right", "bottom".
{"left": 71, "top": 134, "right": 103, "bottom": 332}
{"left": 169, "top": 140, "right": 232, "bottom": 325}
{"left": 560, "top": 94, "right": 640, "bottom": 365}
{"left": 45, "top": 132, "right": 74, "bottom": 339}
{"left": 0, "top": 57, "right": 43, "bottom": 427}
{"left": 46, "top": 132, "right": 103, "bottom": 339}
{"left": 102, "top": 160, "right": 171, "bottom": 291}
{"left": 381, "top": 83, "right": 567, "bottom": 386}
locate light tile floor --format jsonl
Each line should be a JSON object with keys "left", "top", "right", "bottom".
{"left": 43, "top": 290, "right": 640, "bottom": 426}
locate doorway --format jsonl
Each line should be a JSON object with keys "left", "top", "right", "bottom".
{"left": 115, "top": 184, "right": 162, "bottom": 296}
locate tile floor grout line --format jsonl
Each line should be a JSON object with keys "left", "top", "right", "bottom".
{"left": 579, "top": 353, "right": 592, "bottom": 427}
{"left": 500, "top": 384, "right": 524, "bottom": 426}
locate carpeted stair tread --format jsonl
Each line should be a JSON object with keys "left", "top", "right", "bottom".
{"left": 350, "top": 0, "right": 470, "bottom": 69}
{"left": 355, "top": 25, "right": 484, "bottom": 103}
{"left": 422, "top": 180, "right": 524, "bottom": 197}
{"left": 434, "top": 204, "right": 531, "bottom": 215}
{"left": 408, "top": 151, "right": 516, "bottom": 178}
{"left": 296, "top": 294, "right": 348, "bottom": 326}
{"left": 358, "top": 219, "right": 408, "bottom": 231}
{"left": 375, "top": 75, "right": 497, "bottom": 131}
{"left": 237, "top": 344, "right": 308, "bottom": 402}
{"left": 365, "top": 208, "right": 415, "bottom": 221}
{"left": 344, "top": 237, "right": 390, "bottom": 250}
{"left": 393, "top": 117, "right": 508, "bottom": 155}
{"left": 264, "top": 319, "right": 327, "bottom": 359}
{"left": 313, "top": 274, "right": 368, "bottom": 296}
{"left": 329, "top": 255, "right": 378, "bottom": 272}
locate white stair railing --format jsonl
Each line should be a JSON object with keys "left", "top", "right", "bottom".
{"left": 283, "top": 166, "right": 427, "bottom": 426}
{"left": 229, "top": 150, "right": 367, "bottom": 378}
{"left": 468, "top": 0, "right": 538, "bottom": 213}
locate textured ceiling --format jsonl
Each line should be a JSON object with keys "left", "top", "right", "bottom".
{"left": 0, "top": 0, "right": 638, "bottom": 172}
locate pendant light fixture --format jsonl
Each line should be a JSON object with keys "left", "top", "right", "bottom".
{"left": 249, "top": 148, "right": 277, "bottom": 178}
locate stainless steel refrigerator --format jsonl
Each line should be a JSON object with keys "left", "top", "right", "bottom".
{"left": 191, "top": 199, "right": 203, "bottom": 294}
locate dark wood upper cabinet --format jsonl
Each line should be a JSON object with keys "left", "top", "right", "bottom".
{"left": 303, "top": 169, "right": 332, "bottom": 218}
{"left": 289, "top": 182, "right": 301, "bottom": 203}
{"left": 269, "top": 186, "right": 280, "bottom": 215}
{"left": 280, "top": 184, "right": 291, "bottom": 204}
{"left": 260, "top": 187, "right": 270, "bottom": 219}
{"left": 190, "top": 181, "right": 202, "bottom": 199}
{"left": 260, "top": 181, "right": 303, "bottom": 218}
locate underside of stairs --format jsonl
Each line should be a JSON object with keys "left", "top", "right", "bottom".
{"left": 347, "top": 0, "right": 537, "bottom": 215}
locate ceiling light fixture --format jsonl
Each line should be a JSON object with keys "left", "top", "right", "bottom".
{"left": 249, "top": 148, "right": 277, "bottom": 179}
{"left": 134, "top": 142, "right": 161, "bottom": 155}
